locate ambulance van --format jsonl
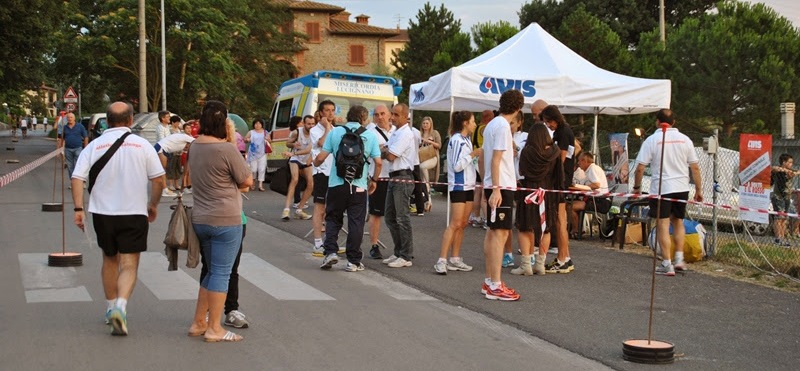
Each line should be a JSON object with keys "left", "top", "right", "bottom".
{"left": 267, "top": 70, "right": 402, "bottom": 168}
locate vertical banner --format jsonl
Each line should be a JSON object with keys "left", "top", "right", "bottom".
{"left": 738, "top": 134, "right": 772, "bottom": 224}
{"left": 608, "top": 133, "right": 629, "bottom": 192}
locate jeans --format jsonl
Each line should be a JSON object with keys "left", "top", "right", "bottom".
{"left": 65, "top": 147, "right": 82, "bottom": 178}
{"left": 200, "top": 225, "right": 245, "bottom": 314}
{"left": 385, "top": 174, "right": 415, "bottom": 260}
{"left": 193, "top": 223, "right": 242, "bottom": 293}
{"left": 323, "top": 184, "right": 368, "bottom": 263}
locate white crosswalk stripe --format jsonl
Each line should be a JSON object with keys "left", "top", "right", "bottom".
{"left": 18, "top": 253, "right": 92, "bottom": 303}
{"left": 137, "top": 252, "right": 198, "bottom": 300}
{"left": 18, "top": 251, "right": 435, "bottom": 304}
{"left": 238, "top": 253, "right": 334, "bottom": 301}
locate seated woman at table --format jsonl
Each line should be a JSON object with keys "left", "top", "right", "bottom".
{"left": 569, "top": 152, "right": 611, "bottom": 238}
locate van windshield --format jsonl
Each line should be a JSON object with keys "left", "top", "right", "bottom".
{"left": 319, "top": 95, "right": 395, "bottom": 119}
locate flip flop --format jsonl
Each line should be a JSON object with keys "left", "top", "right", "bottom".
{"left": 258, "top": 187, "right": 265, "bottom": 192}
{"left": 187, "top": 329, "right": 206, "bottom": 337}
{"left": 204, "top": 331, "right": 243, "bottom": 342}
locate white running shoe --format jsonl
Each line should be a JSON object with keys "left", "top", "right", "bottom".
{"left": 388, "top": 257, "right": 412, "bottom": 268}
{"left": 382, "top": 255, "right": 398, "bottom": 265}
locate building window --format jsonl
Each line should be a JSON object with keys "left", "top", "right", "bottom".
{"left": 305, "top": 22, "right": 321, "bottom": 43}
{"left": 349, "top": 44, "right": 366, "bottom": 66}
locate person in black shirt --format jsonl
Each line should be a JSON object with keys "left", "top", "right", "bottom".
{"left": 540, "top": 105, "right": 576, "bottom": 273}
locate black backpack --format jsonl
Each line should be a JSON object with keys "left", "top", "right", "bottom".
{"left": 335, "top": 126, "right": 367, "bottom": 182}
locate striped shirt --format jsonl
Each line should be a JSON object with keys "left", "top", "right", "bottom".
{"left": 447, "top": 133, "right": 477, "bottom": 191}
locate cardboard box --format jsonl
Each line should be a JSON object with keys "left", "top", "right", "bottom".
{"left": 618, "top": 223, "right": 645, "bottom": 245}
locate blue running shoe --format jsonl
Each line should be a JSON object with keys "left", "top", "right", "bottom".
{"left": 108, "top": 308, "right": 128, "bottom": 336}
{"left": 501, "top": 254, "right": 514, "bottom": 268}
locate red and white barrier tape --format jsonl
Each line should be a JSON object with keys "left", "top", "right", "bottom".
{"left": 377, "top": 176, "right": 798, "bottom": 219}
{"left": 0, "top": 148, "right": 62, "bottom": 188}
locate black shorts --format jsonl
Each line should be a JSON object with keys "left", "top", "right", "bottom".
{"left": 92, "top": 214, "right": 149, "bottom": 256}
{"left": 290, "top": 159, "right": 310, "bottom": 169}
{"left": 313, "top": 173, "right": 329, "bottom": 204}
{"left": 449, "top": 190, "right": 474, "bottom": 203}
{"left": 648, "top": 192, "right": 689, "bottom": 219}
{"left": 369, "top": 180, "right": 389, "bottom": 216}
{"left": 585, "top": 197, "right": 612, "bottom": 214}
{"left": 483, "top": 189, "right": 514, "bottom": 230}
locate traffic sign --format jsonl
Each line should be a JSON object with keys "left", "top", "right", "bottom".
{"left": 64, "top": 86, "right": 78, "bottom": 103}
{"left": 66, "top": 103, "right": 76, "bottom": 112}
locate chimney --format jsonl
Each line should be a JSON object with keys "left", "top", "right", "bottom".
{"left": 355, "top": 14, "right": 369, "bottom": 25}
{"left": 781, "top": 102, "right": 796, "bottom": 139}
{"left": 333, "top": 11, "right": 350, "bottom": 22}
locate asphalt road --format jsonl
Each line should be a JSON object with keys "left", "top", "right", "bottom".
{"left": 0, "top": 132, "right": 607, "bottom": 371}
{"left": 2, "top": 131, "right": 799, "bottom": 370}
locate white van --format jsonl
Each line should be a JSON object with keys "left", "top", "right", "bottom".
{"left": 267, "top": 70, "right": 402, "bottom": 168}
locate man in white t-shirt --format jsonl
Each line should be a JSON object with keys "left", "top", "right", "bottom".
{"left": 154, "top": 132, "right": 195, "bottom": 196}
{"left": 310, "top": 100, "right": 339, "bottom": 256}
{"left": 365, "top": 104, "right": 394, "bottom": 259}
{"left": 481, "top": 90, "right": 523, "bottom": 301}
{"left": 381, "top": 103, "right": 416, "bottom": 268}
{"left": 633, "top": 109, "right": 702, "bottom": 276}
{"left": 70, "top": 101, "right": 165, "bottom": 336}
{"left": 155, "top": 110, "right": 171, "bottom": 142}
{"left": 569, "top": 152, "right": 611, "bottom": 237}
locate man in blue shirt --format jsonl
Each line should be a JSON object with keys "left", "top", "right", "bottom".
{"left": 57, "top": 112, "right": 89, "bottom": 179}
{"left": 313, "top": 105, "right": 382, "bottom": 272}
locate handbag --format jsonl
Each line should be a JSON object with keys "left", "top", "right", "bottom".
{"left": 164, "top": 197, "right": 189, "bottom": 250}
{"left": 419, "top": 144, "right": 437, "bottom": 163}
{"left": 88, "top": 132, "right": 131, "bottom": 193}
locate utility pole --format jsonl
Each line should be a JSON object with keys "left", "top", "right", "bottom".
{"left": 659, "top": 0, "right": 666, "bottom": 49}
{"left": 138, "top": 0, "right": 147, "bottom": 113}
{"left": 161, "top": 0, "right": 167, "bottom": 111}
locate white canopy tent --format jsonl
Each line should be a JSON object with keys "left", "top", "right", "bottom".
{"left": 409, "top": 23, "right": 672, "bottom": 157}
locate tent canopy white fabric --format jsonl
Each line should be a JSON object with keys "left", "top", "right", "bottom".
{"left": 409, "top": 23, "right": 671, "bottom": 116}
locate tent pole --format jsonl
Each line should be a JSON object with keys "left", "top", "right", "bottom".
{"left": 592, "top": 108, "right": 600, "bottom": 166}
{"left": 446, "top": 97, "right": 455, "bottom": 227}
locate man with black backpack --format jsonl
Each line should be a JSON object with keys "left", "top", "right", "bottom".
{"left": 313, "top": 105, "right": 382, "bottom": 272}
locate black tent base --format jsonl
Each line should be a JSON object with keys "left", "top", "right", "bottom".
{"left": 622, "top": 339, "right": 674, "bottom": 364}
{"left": 42, "top": 203, "right": 63, "bottom": 212}
{"left": 48, "top": 252, "right": 83, "bottom": 267}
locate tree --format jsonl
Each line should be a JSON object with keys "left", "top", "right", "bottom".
{"left": 519, "top": 0, "right": 716, "bottom": 47}
{"left": 471, "top": 21, "right": 518, "bottom": 55}
{"left": 50, "top": 0, "right": 301, "bottom": 117}
{"left": 391, "top": 2, "right": 463, "bottom": 103}
{"left": 431, "top": 31, "right": 473, "bottom": 73}
{"left": 0, "top": 0, "right": 62, "bottom": 107}
{"left": 552, "top": 5, "right": 631, "bottom": 73}
{"left": 633, "top": 1, "right": 800, "bottom": 138}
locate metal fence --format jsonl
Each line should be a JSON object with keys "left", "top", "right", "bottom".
{"left": 617, "top": 140, "right": 800, "bottom": 279}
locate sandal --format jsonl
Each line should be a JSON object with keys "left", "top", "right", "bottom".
{"left": 204, "top": 330, "right": 243, "bottom": 342}
{"left": 258, "top": 187, "right": 266, "bottom": 192}
{"left": 187, "top": 330, "right": 206, "bottom": 337}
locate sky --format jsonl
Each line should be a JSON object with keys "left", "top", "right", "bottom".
{"left": 315, "top": 0, "right": 800, "bottom": 32}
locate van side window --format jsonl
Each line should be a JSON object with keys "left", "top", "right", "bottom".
{"left": 275, "top": 100, "right": 293, "bottom": 129}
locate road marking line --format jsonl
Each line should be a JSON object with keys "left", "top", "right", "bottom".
{"left": 137, "top": 252, "right": 198, "bottom": 300}
{"left": 239, "top": 253, "right": 334, "bottom": 301}
{"left": 18, "top": 253, "right": 92, "bottom": 303}
{"left": 301, "top": 253, "right": 437, "bottom": 300}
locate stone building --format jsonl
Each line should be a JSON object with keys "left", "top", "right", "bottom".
{"left": 277, "top": 0, "right": 405, "bottom": 76}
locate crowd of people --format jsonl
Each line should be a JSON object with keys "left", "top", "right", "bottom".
{"left": 66, "top": 88, "right": 701, "bottom": 340}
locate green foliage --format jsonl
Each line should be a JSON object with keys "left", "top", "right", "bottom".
{"left": 50, "top": 0, "right": 301, "bottom": 119}
{"left": 552, "top": 5, "right": 631, "bottom": 72}
{"left": 471, "top": 21, "right": 518, "bottom": 55}
{"left": 431, "top": 32, "right": 473, "bottom": 73}
{"left": 391, "top": 2, "right": 463, "bottom": 103}
{"left": 641, "top": 1, "right": 800, "bottom": 137}
{"left": 0, "top": 0, "right": 62, "bottom": 106}
{"left": 519, "top": 0, "right": 716, "bottom": 47}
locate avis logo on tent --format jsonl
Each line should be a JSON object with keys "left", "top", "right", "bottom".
{"left": 479, "top": 77, "right": 536, "bottom": 97}
{"left": 413, "top": 88, "right": 425, "bottom": 103}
